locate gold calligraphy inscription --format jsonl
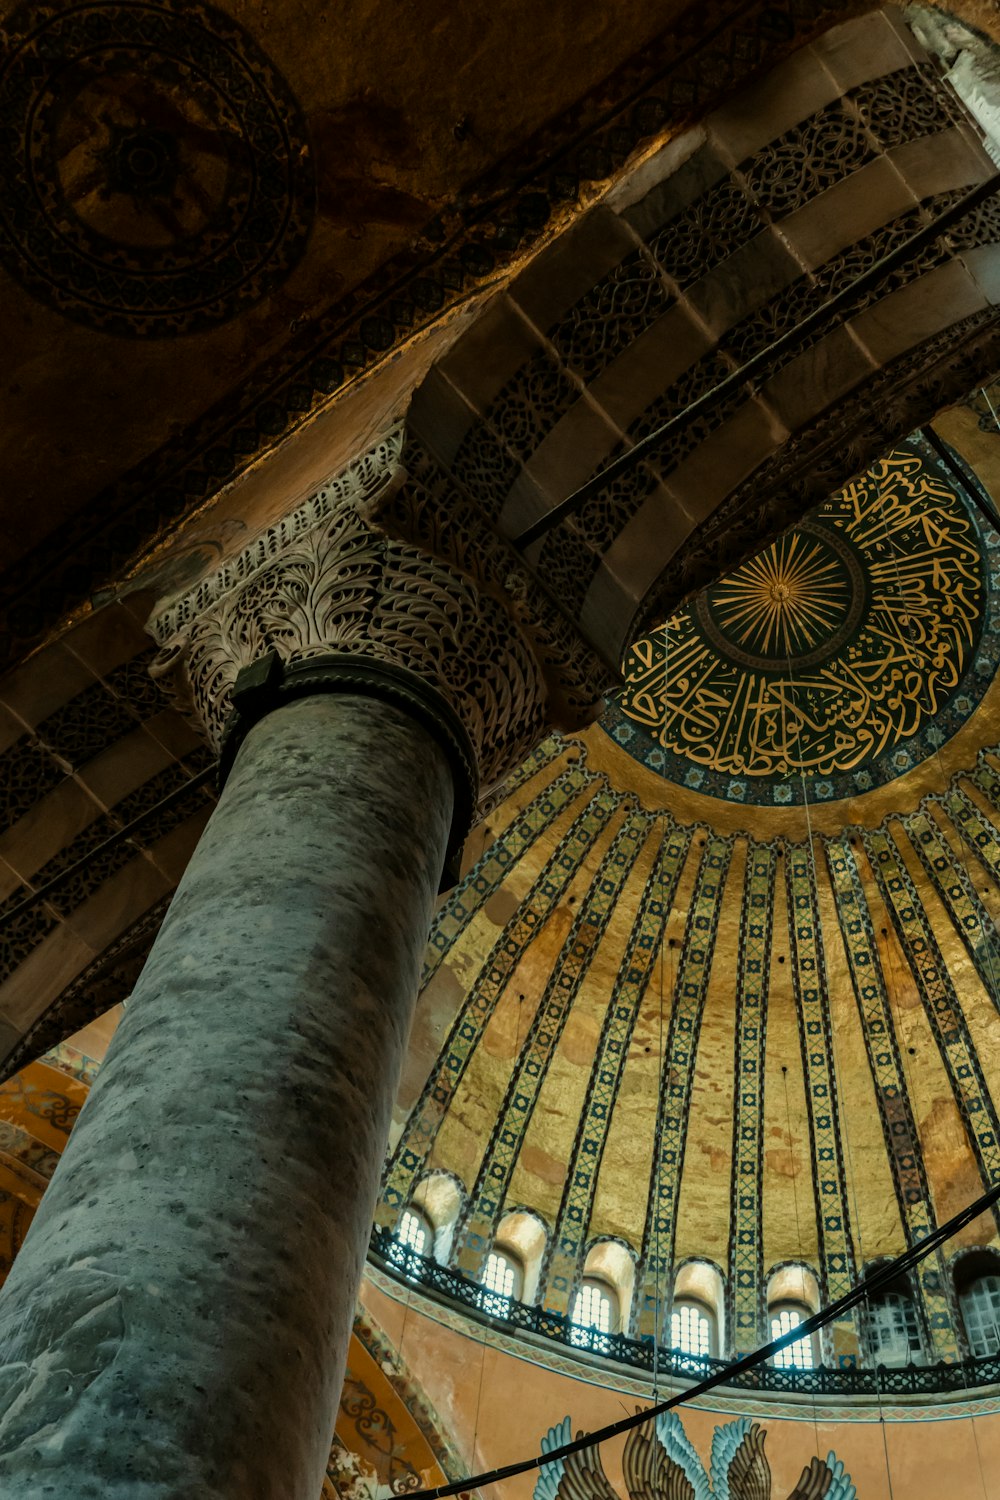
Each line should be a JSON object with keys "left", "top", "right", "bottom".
{"left": 621, "top": 448, "right": 985, "bottom": 782}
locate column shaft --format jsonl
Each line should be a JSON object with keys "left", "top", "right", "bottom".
{"left": 0, "top": 693, "right": 453, "bottom": 1499}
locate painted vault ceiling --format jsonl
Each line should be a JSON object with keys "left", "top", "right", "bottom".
{"left": 377, "top": 422, "right": 1000, "bottom": 1375}
{"left": 7, "top": 0, "right": 1000, "bottom": 1413}
{"left": 0, "top": 0, "right": 860, "bottom": 668}
{"left": 3, "top": 0, "right": 1000, "bottom": 677}
{"left": 608, "top": 435, "right": 1000, "bottom": 805}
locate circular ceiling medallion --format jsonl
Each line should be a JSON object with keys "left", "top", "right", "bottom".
{"left": 0, "top": 1, "right": 315, "bottom": 337}
{"left": 607, "top": 440, "right": 1000, "bottom": 805}
{"left": 694, "top": 518, "right": 868, "bottom": 673}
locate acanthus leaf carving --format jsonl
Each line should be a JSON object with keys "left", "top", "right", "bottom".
{"left": 149, "top": 431, "right": 609, "bottom": 802}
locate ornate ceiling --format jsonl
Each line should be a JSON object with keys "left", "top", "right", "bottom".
{"left": 2, "top": 0, "right": 1000, "bottom": 678}
{"left": 0, "top": 0, "right": 811, "bottom": 667}
{"left": 4, "top": 419, "right": 1000, "bottom": 1390}
{"left": 376, "top": 423, "right": 1000, "bottom": 1376}
{"left": 7, "top": 0, "right": 1000, "bottom": 1431}
{"left": 609, "top": 436, "right": 999, "bottom": 804}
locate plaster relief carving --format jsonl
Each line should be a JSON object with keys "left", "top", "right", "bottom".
{"left": 150, "top": 432, "right": 609, "bottom": 798}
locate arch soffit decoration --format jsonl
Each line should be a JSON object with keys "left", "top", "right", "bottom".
{"left": 395, "top": 5, "right": 1000, "bottom": 669}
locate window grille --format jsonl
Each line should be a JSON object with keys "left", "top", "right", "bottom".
{"left": 770, "top": 1306, "right": 815, "bottom": 1369}
{"left": 869, "top": 1290, "right": 924, "bottom": 1366}
{"left": 670, "top": 1300, "right": 714, "bottom": 1358}
{"left": 961, "top": 1274, "right": 1000, "bottom": 1356}
{"left": 396, "top": 1208, "right": 430, "bottom": 1256}
{"left": 479, "top": 1249, "right": 521, "bottom": 1316}
{"left": 572, "top": 1281, "right": 614, "bottom": 1332}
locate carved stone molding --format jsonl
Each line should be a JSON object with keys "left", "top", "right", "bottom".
{"left": 149, "top": 436, "right": 610, "bottom": 803}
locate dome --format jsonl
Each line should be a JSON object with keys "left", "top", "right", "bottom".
{"left": 374, "top": 419, "right": 1000, "bottom": 1388}
{"left": 6, "top": 2, "right": 1000, "bottom": 1494}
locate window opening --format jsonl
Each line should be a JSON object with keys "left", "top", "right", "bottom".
{"left": 397, "top": 1208, "right": 430, "bottom": 1256}
{"left": 479, "top": 1249, "right": 522, "bottom": 1317}
{"left": 570, "top": 1279, "right": 617, "bottom": 1349}
{"left": 770, "top": 1305, "right": 815, "bottom": 1370}
{"left": 670, "top": 1300, "right": 714, "bottom": 1358}
{"left": 962, "top": 1273, "right": 1000, "bottom": 1356}
{"left": 869, "top": 1289, "right": 924, "bottom": 1366}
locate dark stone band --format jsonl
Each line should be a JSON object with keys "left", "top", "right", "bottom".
{"left": 219, "top": 650, "right": 478, "bottom": 888}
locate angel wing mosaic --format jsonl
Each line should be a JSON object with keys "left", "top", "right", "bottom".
{"left": 534, "top": 1413, "right": 858, "bottom": 1500}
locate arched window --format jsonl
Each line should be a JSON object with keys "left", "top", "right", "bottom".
{"left": 670, "top": 1261, "right": 724, "bottom": 1359}
{"left": 570, "top": 1278, "right": 619, "bottom": 1349}
{"left": 479, "top": 1247, "right": 523, "bottom": 1317}
{"left": 955, "top": 1251, "right": 1000, "bottom": 1356}
{"left": 767, "top": 1264, "right": 820, "bottom": 1370}
{"left": 962, "top": 1274, "right": 1000, "bottom": 1355}
{"left": 769, "top": 1304, "right": 816, "bottom": 1370}
{"left": 868, "top": 1286, "right": 924, "bottom": 1367}
{"left": 491, "top": 1209, "right": 548, "bottom": 1304}
{"left": 396, "top": 1207, "right": 431, "bottom": 1256}
{"left": 410, "top": 1171, "right": 465, "bottom": 1264}
{"left": 576, "top": 1240, "right": 634, "bottom": 1336}
{"left": 670, "top": 1300, "right": 714, "bottom": 1358}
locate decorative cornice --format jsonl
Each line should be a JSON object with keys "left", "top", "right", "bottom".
{"left": 365, "top": 1235, "right": 1000, "bottom": 1416}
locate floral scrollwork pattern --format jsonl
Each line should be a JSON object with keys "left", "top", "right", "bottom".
{"left": 150, "top": 440, "right": 606, "bottom": 798}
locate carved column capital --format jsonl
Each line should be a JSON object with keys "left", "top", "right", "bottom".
{"left": 149, "top": 428, "right": 612, "bottom": 835}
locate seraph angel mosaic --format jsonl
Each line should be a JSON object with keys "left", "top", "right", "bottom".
{"left": 535, "top": 1412, "right": 858, "bottom": 1500}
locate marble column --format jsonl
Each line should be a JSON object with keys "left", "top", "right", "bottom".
{"left": 0, "top": 693, "right": 453, "bottom": 1499}
{"left": 0, "top": 442, "right": 608, "bottom": 1496}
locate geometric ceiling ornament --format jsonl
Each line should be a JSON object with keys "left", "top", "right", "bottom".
{"left": 0, "top": 0, "right": 314, "bottom": 337}
{"left": 606, "top": 435, "right": 1000, "bottom": 805}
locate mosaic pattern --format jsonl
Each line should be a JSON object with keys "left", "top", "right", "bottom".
{"left": 863, "top": 827, "right": 1000, "bottom": 1220}
{"left": 1, "top": 0, "right": 878, "bottom": 661}
{"left": 942, "top": 784, "right": 1000, "bottom": 887}
{"left": 608, "top": 439, "right": 1000, "bottom": 804}
{"left": 825, "top": 836, "right": 957, "bottom": 1360}
{"left": 423, "top": 740, "right": 589, "bottom": 987}
{"left": 541, "top": 823, "right": 691, "bottom": 1314}
{"left": 535, "top": 1411, "right": 857, "bottom": 1500}
{"left": 377, "top": 792, "right": 621, "bottom": 1224}
{"left": 636, "top": 835, "right": 733, "bottom": 1337}
{"left": 455, "top": 811, "right": 655, "bottom": 1275}
{"left": 901, "top": 807, "right": 1000, "bottom": 1009}
{"left": 784, "top": 844, "right": 859, "bottom": 1361}
{"left": 971, "top": 753, "right": 1000, "bottom": 814}
{"left": 727, "top": 844, "right": 777, "bottom": 1355}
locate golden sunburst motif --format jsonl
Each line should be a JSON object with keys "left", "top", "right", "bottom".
{"left": 614, "top": 443, "right": 991, "bottom": 800}
{"left": 709, "top": 531, "right": 852, "bottom": 660}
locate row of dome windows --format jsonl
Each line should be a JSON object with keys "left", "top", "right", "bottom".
{"left": 394, "top": 1207, "right": 1000, "bottom": 1365}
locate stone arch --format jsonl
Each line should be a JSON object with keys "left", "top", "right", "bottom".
{"left": 397, "top": 5, "right": 1000, "bottom": 667}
